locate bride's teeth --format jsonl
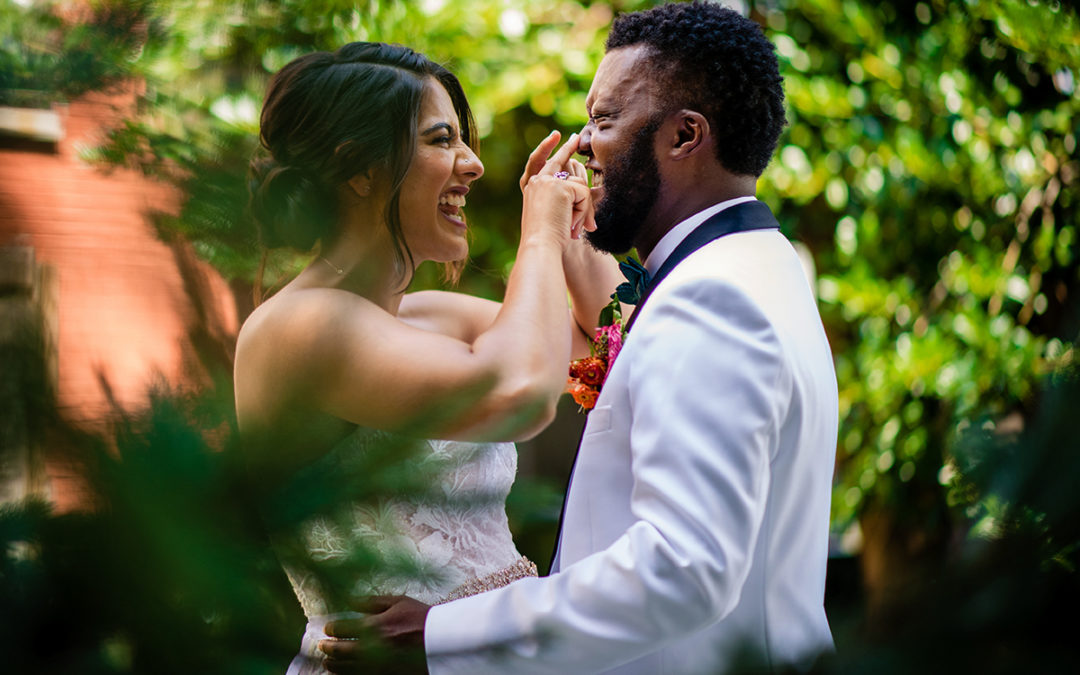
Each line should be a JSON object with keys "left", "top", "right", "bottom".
{"left": 439, "top": 193, "right": 466, "bottom": 207}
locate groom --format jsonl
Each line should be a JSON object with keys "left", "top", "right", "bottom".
{"left": 323, "top": 3, "right": 838, "bottom": 673}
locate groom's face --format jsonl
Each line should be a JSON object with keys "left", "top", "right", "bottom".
{"left": 579, "top": 46, "right": 664, "bottom": 255}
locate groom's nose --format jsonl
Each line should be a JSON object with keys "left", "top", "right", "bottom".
{"left": 577, "top": 125, "right": 593, "bottom": 159}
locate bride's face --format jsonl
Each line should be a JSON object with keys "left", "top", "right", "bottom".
{"left": 397, "top": 79, "right": 484, "bottom": 264}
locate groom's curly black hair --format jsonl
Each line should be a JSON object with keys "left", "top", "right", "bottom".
{"left": 606, "top": 1, "right": 786, "bottom": 177}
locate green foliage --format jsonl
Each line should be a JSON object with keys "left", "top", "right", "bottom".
{"left": 756, "top": 0, "right": 1080, "bottom": 544}
{"left": 0, "top": 0, "right": 153, "bottom": 106}
{"left": 0, "top": 359, "right": 450, "bottom": 672}
{"left": 0, "top": 393, "right": 299, "bottom": 673}
{"left": 814, "top": 365, "right": 1080, "bottom": 673}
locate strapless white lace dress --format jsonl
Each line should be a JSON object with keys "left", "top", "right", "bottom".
{"left": 279, "top": 432, "right": 535, "bottom": 675}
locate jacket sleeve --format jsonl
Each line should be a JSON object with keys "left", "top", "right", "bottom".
{"left": 425, "top": 277, "right": 788, "bottom": 674}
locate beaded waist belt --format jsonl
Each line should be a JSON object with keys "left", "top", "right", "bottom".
{"left": 438, "top": 556, "right": 538, "bottom": 604}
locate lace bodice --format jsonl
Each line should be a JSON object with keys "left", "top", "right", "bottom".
{"left": 280, "top": 432, "right": 525, "bottom": 618}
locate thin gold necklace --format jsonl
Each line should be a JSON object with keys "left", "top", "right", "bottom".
{"left": 320, "top": 257, "right": 344, "bottom": 275}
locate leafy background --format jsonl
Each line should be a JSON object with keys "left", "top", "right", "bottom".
{"left": 2, "top": 0, "right": 1079, "bottom": 672}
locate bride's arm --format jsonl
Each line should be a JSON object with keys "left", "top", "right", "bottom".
{"left": 399, "top": 236, "right": 621, "bottom": 361}
{"left": 397, "top": 290, "right": 500, "bottom": 343}
{"left": 520, "top": 134, "right": 626, "bottom": 358}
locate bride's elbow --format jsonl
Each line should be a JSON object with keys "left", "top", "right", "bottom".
{"left": 511, "top": 397, "right": 559, "bottom": 441}
{"left": 489, "top": 376, "right": 562, "bottom": 441}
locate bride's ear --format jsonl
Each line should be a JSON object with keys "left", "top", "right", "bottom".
{"left": 347, "top": 172, "right": 373, "bottom": 198}
{"left": 336, "top": 139, "right": 375, "bottom": 198}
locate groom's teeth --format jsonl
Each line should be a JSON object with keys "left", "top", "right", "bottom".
{"left": 439, "top": 193, "right": 466, "bottom": 207}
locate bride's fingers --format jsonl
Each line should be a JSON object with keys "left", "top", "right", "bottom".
{"left": 541, "top": 133, "right": 579, "bottom": 174}
{"left": 521, "top": 133, "right": 583, "bottom": 195}
{"left": 568, "top": 158, "right": 587, "bottom": 182}
{"left": 520, "top": 130, "right": 562, "bottom": 192}
{"left": 572, "top": 212, "right": 585, "bottom": 240}
{"left": 566, "top": 179, "right": 594, "bottom": 238}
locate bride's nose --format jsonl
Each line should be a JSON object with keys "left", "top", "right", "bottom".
{"left": 458, "top": 148, "right": 484, "bottom": 181}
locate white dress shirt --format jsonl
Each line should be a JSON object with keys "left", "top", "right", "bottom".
{"left": 643, "top": 195, "right": 758, "bottom": 275}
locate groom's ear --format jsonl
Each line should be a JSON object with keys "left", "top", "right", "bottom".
{"left": 665, "top": 110, "right": 709, "bottom": 161}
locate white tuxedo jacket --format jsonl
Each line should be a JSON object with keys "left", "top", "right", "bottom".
{"left": 426, "top": 223, "right": 838, "bottom": 674}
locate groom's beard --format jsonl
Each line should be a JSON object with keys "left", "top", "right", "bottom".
{"left": 586, "top": 119, "right": 662, "bottom": 255}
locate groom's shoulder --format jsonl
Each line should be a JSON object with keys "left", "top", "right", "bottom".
{"left": 669, "top": 228, "right": 799, "bottom": 288}
{"left": 652, "top": 232, "right": 822, "bottom": 336}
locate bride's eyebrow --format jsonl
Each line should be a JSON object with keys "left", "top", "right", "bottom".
{"left": 420, "top": 122, "right": 454, "bottom": 136}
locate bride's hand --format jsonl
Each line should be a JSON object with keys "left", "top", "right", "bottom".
{"left": 520, "top": 132, "right": 594, "bottom": 243}
{"left": 562, "top": 157, "right": 595, "bottom": 238}
{"left": 520, "top": 130, "right": 565, "bottom": 192}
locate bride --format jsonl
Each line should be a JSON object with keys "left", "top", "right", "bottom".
{"left": 233, "top": 42, "right": 617, "bottom": 674}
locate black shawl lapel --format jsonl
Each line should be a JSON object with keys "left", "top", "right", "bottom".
{"left": 625, "top": 200, "right": 779, "bottom": 332}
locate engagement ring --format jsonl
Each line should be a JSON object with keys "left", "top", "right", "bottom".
{"left": 554, "top": 171, "right": 570, "bottom": 180}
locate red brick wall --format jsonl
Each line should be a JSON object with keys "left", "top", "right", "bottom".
{"left": 0, "top": 84, "right": 237, "bottom": 426}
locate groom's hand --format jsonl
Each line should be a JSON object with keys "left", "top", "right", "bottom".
{"left": 319, "top": 595, "right": 431, "bottom": 674}
{"left": 355, "top": 595, "right": 431, "bottom": 647}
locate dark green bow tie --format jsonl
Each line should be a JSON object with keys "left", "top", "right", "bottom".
{"left": 614, "top": 257, "right": 651, "bottom": 305}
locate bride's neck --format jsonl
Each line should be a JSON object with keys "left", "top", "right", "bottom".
{"left": 306, "top": 220, "right": 412, "bottom": 315}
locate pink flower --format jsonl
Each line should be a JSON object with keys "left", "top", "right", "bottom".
{"left": 594, "top": 323, "right": 623, "bottom": 371}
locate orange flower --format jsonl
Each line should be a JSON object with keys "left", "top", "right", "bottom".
{"left": 568, "top": 382, "right": 599, "bottom": 410}
{"left": 574, "top": 356, "right": 607, "bottom": 386}
{"left": 566, "top": 298, "right": 626, "bottom": 414}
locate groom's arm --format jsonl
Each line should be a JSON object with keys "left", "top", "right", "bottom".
{"left": 562, "top": 235, "right": 626, "bottom": 357}
{"left": 420, "top": 277, "right": 787, "bottom": 674}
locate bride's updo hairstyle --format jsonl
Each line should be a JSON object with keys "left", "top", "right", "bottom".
{"left": 249, "top": 42, "right": 476, "bottom": 276}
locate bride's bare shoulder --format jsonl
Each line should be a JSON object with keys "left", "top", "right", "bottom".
{"left": 240, "top": 286, "right": 378, "bottom": 340}
{"left": 235, "top": 287, "right": 398, "bottom": 383}
{"left": 234, "top": 288, "right": 391, "bottom": 426}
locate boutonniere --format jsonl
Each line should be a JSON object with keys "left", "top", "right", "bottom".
{"left": 565, "top": 295, "right": 626, "bottom": 412}
{"left": 613, "top": 257, "right": 651, "bottom": 305}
